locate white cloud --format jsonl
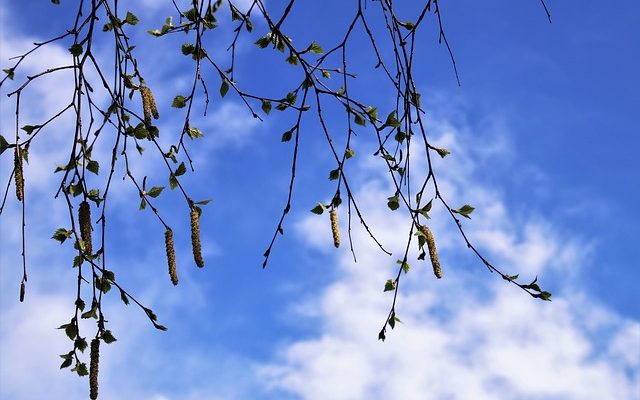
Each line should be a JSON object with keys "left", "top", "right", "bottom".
{"left": 257, "top": 116, "right": 639, "bottom": 400}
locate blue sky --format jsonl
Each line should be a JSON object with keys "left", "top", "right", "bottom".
{"left": 0, "top": 1, "right": 638, "bottom": 399}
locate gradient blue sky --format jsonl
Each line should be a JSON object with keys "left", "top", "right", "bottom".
{"left": 1, "top": 1, "right": 638, "bottom": 399}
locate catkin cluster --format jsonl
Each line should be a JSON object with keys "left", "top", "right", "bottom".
{"left": 78, "top": 201, "right": 93, "bottom": 255}
{"left": 190, "top": 209, "right": 204, "bottom": 268}
{"left": 419, "top": 225, "right": 442, "bottom": 279}
{"left": 140, "top": 85, "right": 159, "bottom": 125}
{"left": 165, "top": 228, "right": 178, "bottom": 285}
{"left": 14, "top": 147, "right": 24, "bottom": 202}
{"left": 89, "top": 338, "right": 100, "bottom": 400}
{"left": 330, "top": 209, "right": 340, "bottom": 248}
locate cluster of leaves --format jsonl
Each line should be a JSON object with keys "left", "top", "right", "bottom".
{"left": 0, "top": 0, "right": 553, "bottom": 396}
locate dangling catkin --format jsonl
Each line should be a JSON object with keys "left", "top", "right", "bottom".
{"left": 140, "top": 86, "right": 159, "bottom": 124}
{"left": 420, "top": 225, "right": 442, "bottom": 279}
{"left": 330, "top": 209, "right": 340, "bottom": 248}
{"left": 89, "top": 338, "right": 100, "bottom": 400}
{"left": 190, "top": 208, "right": 204, "bottom": 268}
{"left": 165, "top": 228, "right": 178, "bottom": 285}
{"left": 78, "top": 201, "right": 93, "bottom": 255}
{"left": 19, "top": 281, "right": 25, "bottom": 302}
{"left": 14, "top": 147, "right": 24, "bottom": 202}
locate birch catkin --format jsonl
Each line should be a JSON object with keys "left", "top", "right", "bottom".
{"left": 89, "top": 338, "right": 100, "bottom": 400}
{"left": 78, "top": 201, "right": 93, "bottom": 255}
{"left": 165, "top": 228, "right": 178, "bottom": 285}
{"left": 330, "top": 209, "right": 340, "bottom": 248}
{"left": 190, "top": 209, "right": 204, "bottom": 268}
{"left": 14, "top": 147, "right": 24, "bottom": 202}
{"left": 140, "top": 85, "right": 159, "bottom": 124}
{"left": 420, "top": 225, "right": 442, "bottom": 279}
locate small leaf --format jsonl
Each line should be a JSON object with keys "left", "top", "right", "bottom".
{"left": 102, "top": 330, "right": 117, "bottom": 344}
{"left": 281, "top": 130, "right": 293, "bottom": 142}
{"left": 310, "top": 203, "right": 325, "bottom": 215}
{"left": 220, "top": 80, "right": 229, "bottom": 97}
{"left": 172, "top": 95, "right": 187, "bottom": 108}
{"left": 384, "top": 279, "right": 396, "bottom": 292}
{"left": 174, "top": 162, "right": 187, "bottom": 176}
{"left": 261, "top": 100, "right": 272, "bottom": 114}
{"left": 397, "top": 259, "right": 410, "bottom": 274}
{"left": 125, "top": 11, "right": 139, "bottom": 25}
{"left": 86, "top": 160, "right": 99, "bottom": 175}
{"left": 328, "top": 168, "right": 340, "bottom": 181}
{"left": 60, "top": 358, "right": 73, "bottom": 369}
{"left": 187, "top": 127, "right": 203, "bottom": 139}
{"left": 169, "top": 174, "right": 179, "bottom": 190}
{"left": 344, "top": 148, "right": 355, "bottom": 159}
{"left": 307, "top": 41, "right": 324, "bottom": 54}
{"left": 52, "top": 228, "right": 72, "bottom": 244}
{"left": 3, "top": 68, "right": 14, "bottom": 80}
{"left": 321, "top": 69, "right": 330, "bottom": 79}
{"left": 21, "top": 125, "right": 40, "bottom": 135}
{"left": 354, "top": 113, "right": 366, "bottom": 127}
{"left": 75, "top": 337, "right": 88, "bottom": 353}
{"left": 119, "top": 289, "right": 130, "bottom": 305}
{"left": 385, "top": 111, "right": 401, "bottom": 128}
{"left": 72, "top": 362, "right": 88, "bottom": 377}
{"left": 387, "top": 195, "right": 400, "bottom": 211}
{"left": 147, "top": 186, "right": 165, "bottom": 198}
{"left": 434, "top": 147, "right": 450, "bottom": 158}
{"left": 65, "top": 323, "right": 77, "bottom": 340}
{"left": 181, "top": 43, "right": 195, "bottom": 55}
{"left": 453, "top": 204, "right": 475, "bottom": 219}
{"left": 68, "top": 44, "right": 83, "bottom": 57}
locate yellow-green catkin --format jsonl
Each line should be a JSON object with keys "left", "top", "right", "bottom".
{"left": 89, "top": 338, "right": 100, "bottom": 400}
{"left": 420, "top": 225, "right": 442, "bottom": 279}
{"left": 14, "top": 147, "right": 24, "bottom": 202}
{"left": 78, "top": 201, "right": 93, "bottom": 255}
{"left": 330, "top": 209, "right": 340, "bottom": 248}
{"left": 165, "top": 228, "right": 178, "bottom": 285}
{"left": 140, "top": 86, "right": 159, "bottom": 124}
{"left": 190, "top": 208, "right": 204, "bottom": 268}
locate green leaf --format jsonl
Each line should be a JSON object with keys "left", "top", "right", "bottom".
{"left": 344, "top": 148, "right": 355, "bottom": 159}
{"left": 366, "top": 106, "right": 378, "bottom": 121}
{"left": 125, "top": 11, "right": 139, "bottom": 25}
{"left": 385, "top": 111, "right": 401, "bottom": 128}
{"left": 21, "top": 125, "right": 40, "bottom": 135}
{"left": 537, "top": 291, "right": 553, "bottom": 301}
{"left": 119, "top": 289, "right": 130, "bottom": 305}
{"left": 75, "top": 337, "right": 88, "bottom": 353}
{"left": 194, "top": 199, "right": 212, "bottom": 205}
{"left": 307, "top": 41, "right": 324, "bottom": 54}
{"left": 387, "top": 195, "right": 400, "bottom": 211}
{"left": 255, "top": 36, "right": 270, "bottom": 48}
{"left": 0, "top": 135, "right": 8, "bottom": 155}
{"left": 261, "top": 100, "right": 272, "bottom": 114}
{"left": 172, "top": 95, "right": 187, "bottom": 108}
{"left": 354, "top": 113, "right": 366, "bottom": 127}
{"left": 139, "top": 197, "right": 147, "bottom": 210}
{"left": 86, "top": 160, "right": 99, "bottom": 175}
{"left": 147, "top": 186, "right": 165, "bottom": 198}
{"left": 102, "top": 330, "right": 117, "bottom": 344}
{"left": 174, "top": 162, "right": 187, "bottom": 176}
{"left": 321, "top": 69, "right": 331, "bottom": 79}
{"left": 328, "top": 168, "right": 340, "bottom": 181}
{"left": 52, "top": 228, "right": 72, "bottom": 244}
{"left": 399, "top": 21, "right": 415, "bottom": 30}
{"left": 286, "top": 54, "right": 299, "bottom": 65}
{"left": 60, "top": 358, "right": 73, "bottom": 369}
{"left": 434, "top": 147, "right": 450, "bottom": 158}
{"left": 384, "top": 279, "right": 396, "bottom": 292}
{"left": 281, "top": 130, "right": 293, "bottom": 142}
{"left": 397, "top": 259, "right": 410, "bottom": 274}
{"left": 3, "top": 68, "right": 14, "bottom": 80}
{"left": 453, "top": 204, "right": 475, "bottom": 219}
{"left": 169, "top": 173, "right": 179, "bottom": 190}
{"left": 68, "top": 44, "right": 83, "bottom": 57}
{"left": 72, "top": 362, "right": 88, "bottom": 377}
{"left": 181, "top": 43, "right": 196, "bottom": 55}
{"left": 220, "top": 80, "right": 229, "bottom": 97}
{"left": 310, "top": 203, "right": 325, "bottom": 215}
{"left": 187, "top": 127, "right": 203, "bottom": 139}
{"left": 65, "top": 323, "right": 77, "bottom": 340}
